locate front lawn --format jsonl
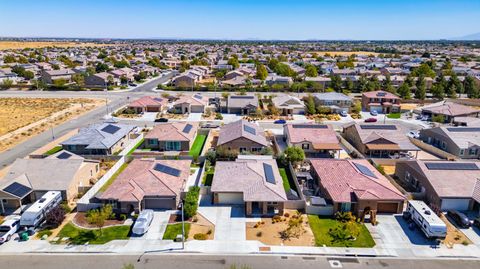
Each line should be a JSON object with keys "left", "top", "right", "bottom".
{"left": 307, "top": 215, "right": 375, "bottom": 248}
{"left": 162, "top": 223, "right": 191, "bottom": 240}
{"left": 57, "top": 222, "right": 131, "bottom": 245}
{"left": 43, "top": 145, "right": 62, "bottom": 155}
{"left": 386, "top": 113, "right": 401, "bottom": 119}
{"left": 189, "top": 134, "right": 207, "bottom": 159}
{"left": 98, "top": 162, "right": 129, "bottom": 192}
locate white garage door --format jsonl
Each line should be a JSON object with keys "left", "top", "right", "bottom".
{"left": 441, "top": 198, "right": 470, "bottom": 211}
{"left": 370, "top": 106, "right": 383, "bottom": 113}
{"left": 217, "top": 193, "right": 244, "bottom": 205}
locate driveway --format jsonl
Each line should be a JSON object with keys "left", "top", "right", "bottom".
{"left": 186, "top": 113, "right": 202, "bottom": 121}
{"left": 221, "top": 114, "right": 241, "bottom": 123}
{"left": 130, "top": 211, "right": 171, "bottom": 240}
{"left": 139, "top": 112, "right": 158, "bottom": 122}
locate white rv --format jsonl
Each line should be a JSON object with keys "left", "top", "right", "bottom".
{"left": 405, "top": 200, "right": 447, "bottom": 239}
{"left": 20, "top": 191, "right": 62, "bottom": 227}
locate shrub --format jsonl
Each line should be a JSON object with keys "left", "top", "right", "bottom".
{"left": 205, "top": 150, "right": 217, "bottom": 165}
{"left": 119, "top": 214, "right": 127, "bottom": 221}
{"left": 37, "top": 229, "right": 53, "bottom": 238}
{"left": 61, "top": 202, "right": 72, "bottom": 213}
{"left": 215, "top": 113, "right": 223, "bottom": 120}
{"left": 206, "top": 229, "right": 212, "bottom": 235}
{"left": 184, "top": 186, "right": 200, "bottom": 219}
{"left": 334, "top": 211, "right": 357, "bottom": 223}
{"left": 432, "top": 114, "right": 445, "bottom": 123}
{"left": 193, "top": 233, "right": 207, "bottom": 240}
{"left": 45, "top": 206, "right": 66, "bottom": 227}
{"left": 256, "top": 231, "right": 263, "bottom": 237}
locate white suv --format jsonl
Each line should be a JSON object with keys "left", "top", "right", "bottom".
{"left": 0, "top": 216, "right": 21, "bottom": 243}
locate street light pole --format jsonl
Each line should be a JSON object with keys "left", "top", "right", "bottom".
{"left": 180, "top": 201, "right": 185, "bottom": 250}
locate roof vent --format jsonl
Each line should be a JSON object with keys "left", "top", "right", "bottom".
{"left": 424, "top": 210, "right": 431, "bottom": 215}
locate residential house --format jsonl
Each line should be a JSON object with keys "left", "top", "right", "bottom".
{"left": 310, "top": 159, "right": 406, "bottom": 222}
{"left": 41, "top": 69, "right": 76, "bottom": 84}
{"left": 217, "top": 120, "right": 269, "bottom": 153}
{"left": 265, "top": 75, "right": 293, "bottom": 86}
{"left": 126, "top": 96, "right": 166, "bottom": 113}
{"left": 0, "top": 150, "right": 99, "bottom": 213}
{"left": 97, "top": 159, "right": 191, "bottom": 213}
{"left": 61, "top": 123, "right": 137, "bottom": 155}
{"left": 343, "top": 123, "right": 419, "bottom": 158}
{"left": 172, "top": 93, "right": 208, "bottom": 114}
{"left": 418, "top": 101, "right": 480, "bottom": 123}
{"left": 144, "top": 122, "right": 198, "bottom": 151}
{"left": 313, "top": 92, "right": 353, "bottom": 113}
{"left": 361, "top": 90, "right": 401, "bottom": 114}
{"left": 419, "top": 126, "right": 480, "bottom": 159}
{"left": 284, "top": 123, "right": 341, "bottom": 158}
{"left": 211, "top": 155, "right": 287, "bottom": 216}
{"left": 85, "top": 72, "right": 118, "bottom": 87}
{"left": 224, "top": 95, "right": 259, "bottom": 115}
{"left": 271, "top": 95, "right": 305, "bottom": 115}
{"left": 395, "top": 160, "right": 480, "bottom": 212}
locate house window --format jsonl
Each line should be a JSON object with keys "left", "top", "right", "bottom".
{"left": 148, "top": 139, "right": 158, "bottom": 145}
{"left": 267, "top": 202, "right": 278, "bottom": 205}
{"left": 239, "top": 147, "right": 247, "bottom": 153}
{"left": 340, "top": 203, "right": 351, "bottom": 212}
{"left": 166, "top": 141, "right": 181, "bottom": 151}
{"left": 460, "top": 149, "right": 465, "bottom": 155}
{"left": 302, "top": 143, "right": 310, "bottom": 150}
{"left": 441, "top": 141, "right": 446, "bottom": 150}
{"left": 469, "top": 148, "right": 478, "bottom": 155}
{"left": 251, "top": 147, "right": 262, "bottom": 152}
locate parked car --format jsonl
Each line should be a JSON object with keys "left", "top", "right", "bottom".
{"left": 473, "top": 217, "right": 480, "bottom": 228}
{"left": 407, "top": 131, "right": 419, "bottom": 139}
{"left": 128, "top": 82, "right": 137, "bottom": 87}
{"left": 274, "top": 119, "right": 286, "bottom": 124}
{"left": 364, "top": 118, "right": 377, "bottom": 123}
{"left": 339, "top": 111, "right": 348, "bottom": 117}
{"left": 0, "top": 216, "right": 21, "bottom": 243}
{"left": 154, "top": 118, "right": 169, "bottom": 123}
{"left": 370, "top": 110, "right": 378, "bottom": 116}
{"left": 132, "top": 210, "right": 154, "bottom": 235}
{"left": 447, "top": 210, "right": 471, "bottom": 228}
{"left": 202, "top": 122, "right": 220, "bottom": 128}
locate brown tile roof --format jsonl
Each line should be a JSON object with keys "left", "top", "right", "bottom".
{"left": 310, "top": 159, "right": 405, "bottom": 203}
{"left": 211, "top": 156, "right": 287, "bottom": 202}
{"left": 217, "top": 120, "right": 268, "bottom": 147}
{"left": 285, "top": 123, "right": 341, "bottom": 150}
{"left": 174, "top": 94, "right": 207, "bottom": 106}
{"left": 362, "top": 90, "right": 400, "bottom": 99}
{"left": 128, "top": 96, "right": 166, "bottom": 108}
{"left": 145, "top": 122, "right": 198, "bottom": 142}
{"left": 98, "top": 159, "right": 191, "bottom": 202}
{"left": 421, "top": 101, "right": 480, "bottom": 117}
{"left": 345, "top": 123, "right": 419, "bottom": 151}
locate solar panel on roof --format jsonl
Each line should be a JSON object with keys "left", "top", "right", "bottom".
{"left": 153, "top": 97, "right": 163, "bottom": 102}
{"left": 101, "top": 124, "right": 121, "bottom": 134}
{"left": 446, "top": 127, "right": 480, "bottom": 132}
{"left": 3, "top": 182, "right": 32, "bottom": 198}
{"left": 57, "top": 152, "right": 72, "bottom": 159}
{"left": 193, "top": 94, "right": 203, "bottom": 100}
{"left": 182, "top": 124, "right": 193, "bottom": 133}
{"left": 153, "top": 163, "right": 181, "bottom": 177}
{"left": 231, "top": 96, "right": 254, "bottom": 99}
{"left": 243, "top": 125, "right": 256, "bottom": 135}
{"left": 425, "top": 162, "right": 479, "bottom": 171}
{"left": 360, "top": 125, "right": 397, "bottom": 130}
{"left": 353, "top": 162, "right": 378, "bottom": 178}
{"left": 263, "top": 163, "right": 275, "bottom": 184}
{"left": 377, "top": 92, "right": 386, "bottom": 97}
{"left": 292, "top": 124, "right": 328, "bottom": 129}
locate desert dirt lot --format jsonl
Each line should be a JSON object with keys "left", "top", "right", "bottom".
{"left": 309, "top": 51, "right": 379, "bottom": 56}
{"left": 0, "top": 41, "right": 115, "bottom": 50}
{"left": 0, "top": 97, "right": 102, "bottom": 153}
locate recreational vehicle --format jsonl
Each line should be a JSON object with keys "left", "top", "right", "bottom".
{"left": 20, "top": 191, "right": 62, "bottom": 227}
{"left": 404, "top": 200, "right": 447, "bottom": 239}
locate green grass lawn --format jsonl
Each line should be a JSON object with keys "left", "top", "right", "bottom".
{"left": 162, "top": 223, "right": 191, "bottom": 240}
{"left": 386, "top": 113, "right": 401, "bottom": 119}
{"left": 98, "top": 162, "right": 129, "bottom": 192}
{"left": 279, "top": 168, "right": 291, "bottom": 193}
{"left": 308, "top": 215, "right": 375, "bottom": 248}
{"left": 126, "top": 138, "right": 144, "bottom": 155}
{"left": 57, "top": 223, "right": 131, "bottom": 245}
{"left": 189, "top": 134, "right": 207, "bottom": 159}
{"left": 43, "top": 145, "right": 62, "bottom": 155}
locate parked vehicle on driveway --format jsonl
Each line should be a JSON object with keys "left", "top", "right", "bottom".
{"left": 132, "top": 209, "right": 154, "bottom": 235}
{"left": 274, "top": 119, "right": 286, "bottom": 124}
{"left": 407, "top": 131, "right": 419, "bottom": 139}
{"left": 0, "top": 216, "right": 21, "bottom": 243}
{"left": 404, "top": 200, "right": 447, "bottom": 239}
{"left": 447, "top": 210, "right": 472, "bottom": 228}
{"left": 20, "top": 191, "right": 62, "bottom": 228}
{"left": 364, "top": 118, "right": 377, "bottom": 123}
{"left": 339, "top": 111, "right": 348, "bottom": 117}
{"left": 154, "top": 118, "right": 169, "bottom": 123}
{"left": 370, "top": 110, "right": 378, "bottom": 116}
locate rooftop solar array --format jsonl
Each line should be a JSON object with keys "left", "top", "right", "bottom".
{"left": 263, "top": 163, "right": 275, "bottom": 184}
{"left": 231, "top": 96, "right": 254, "bottom": 99}
{"left": 101, "top": 124, "right": 121, "bottom": 134}
{"left": 153, "top": 163, "right": 181, "bottom": 177}
{"left": 57, "top": 152, "right": 72, "bottom": 159}
{"left": 353, "top": 162, "right": 378, "bottom": 178}
{"left": 377, "top": 92, "right": 386, "bottom": 97}
{"left": 3, "top": 182, "right": 32, "bottom": 198}
{"left": 153, "top": 97, "right": 163, "bottom": 102}
{"left": 360, "top": 125, "right": 397, "bottom": 130}
{"left": 243, "top": 125, "right": 256, "bottom": 135}
{"left": 292, "top": 124, "right": 328, "bottom": 129}
{"left": 446, "top": 127, "right": 480, "bottom": 132}
{"left": 182, "top": 124, "right": 193, "bottom": 134}
{"left": 425, "top": 162, "right": 479, "bottom": 171}
{"left": 193, "top": 94, "right": 203, "bottom": 100}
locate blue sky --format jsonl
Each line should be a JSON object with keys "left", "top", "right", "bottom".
{"left": 0, "top": 0, "right": 479, "bottom": 40}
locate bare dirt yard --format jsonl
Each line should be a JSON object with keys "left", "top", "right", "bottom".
{"left": 440, "top": 214, "right": 472, "bottom": 248}
{"left": 188, "top": 213, "right": 215, "bottom": 240}
{"left": 0, "top": 41, "right": 115, "bottom": 50}
{"left": 0, "top": 97, "right": 102, "bottom": 153}
{"left": 246, "top": 211, "right": 314, "bottom": 246}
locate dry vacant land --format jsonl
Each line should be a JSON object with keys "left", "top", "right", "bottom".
{"left": 309, "top": 51, "right": 379, "bottom": 56}
{"left": 0, "top": 41, "right": 114, "bottom": 50}
{"left": 0, "top": 97, "right": 102, "bottom": 153}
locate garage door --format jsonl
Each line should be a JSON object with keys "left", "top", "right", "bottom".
{"left": 217, "top": 193, "right": 244, "bottom": 205}
{"left": 144, "top": 197, "right": 176, "bottom": 210}
{"left": 377, "top": 202, "right": 399, "bottom": 213}
{"left": 370, "top": 106, "right": 383, "bottom": 113}
{"left": 441, "top": 199, "right": 470, "bottom": 211}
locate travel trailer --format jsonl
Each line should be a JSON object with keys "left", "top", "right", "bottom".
{"left": 404, "top": 200, "right": 447, "bottom": 239}
{"left": 20, "top": 191, "right": 62, "bottom": 227}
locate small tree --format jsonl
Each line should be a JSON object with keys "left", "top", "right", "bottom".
{"left": 284, "top": 146, "right": 305, "bottom": 166}
{"left": 87, "top": 204, "right": 114, "bottom": 235}
{"left": 45, "top": 206, "right": 66, "bottom": 227}
{"left": 184, "top": 186, "right": 200, "bottom": 219}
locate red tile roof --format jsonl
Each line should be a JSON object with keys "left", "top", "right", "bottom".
{"left": 145, "top": 122, "right": 198, "bottom": 142}
{"left": 285, "top": 123, "right": 341, "bottom": 150}
{"left": 128, "top": 96, "right": 165, "bottom": 108}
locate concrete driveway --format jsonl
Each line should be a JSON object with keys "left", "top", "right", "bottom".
{"left": 130, "top": 211, "right": 171, "bottom": 240}
{"left": 186, "top": 113, "right": 202, "bottom": 121}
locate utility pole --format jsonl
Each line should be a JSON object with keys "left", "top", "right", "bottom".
{"left": 180, "top": 201, "right": 185, "bottom": 249}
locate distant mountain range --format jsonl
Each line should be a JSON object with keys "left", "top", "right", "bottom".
{"left": 450, "top": 32, "right": 480, "bottom": 40}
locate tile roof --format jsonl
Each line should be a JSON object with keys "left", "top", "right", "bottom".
{"left": 314, "top": 92, "right": 352, "bottom": 102}
{"left": 421, "top": 101, "right": 480, "bottom": 117}
{"left": 217, "top": 120, "right": 268, "bottom": 147}
{"left": 362, "top": 90, "right": 400, "bottom": 99}
{"left": 145, "top": 122, "right": 198, "bottom": 142}
{"left": 310, "top": 159, "right": 405, "bottom": 203}
{"left": 98, "top": 159, "right": 191, "bottom": 202}
{"left": 227, "top": 95, "right": 259, "bottom": 109}
{"left": 211, "top": 156, "right": 287, "bottom": 202}
{"left": 128, "top": 96, "right": 165, "bottom": 108}
{"left": 174, "top": 94, "right": 208, "bottom": 106}
{"left": 271, "top": 95, "right": 304, "bottom": 109}
{"left": 345, "top": 123, "right": 419, "bottom": 151}
{"left": 285, "top": 123, "right": 341, "bottom": 150}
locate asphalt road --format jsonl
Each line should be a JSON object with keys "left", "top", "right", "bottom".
{"left": 0, "top": 253, "right": 478, "bottom": 269}
{"left": 0, "top": 74, "right": 173, "bottom": 168}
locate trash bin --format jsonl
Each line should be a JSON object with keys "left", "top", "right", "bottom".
{"left": 20, "top": 232, "right": 29, "bottom": 241}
